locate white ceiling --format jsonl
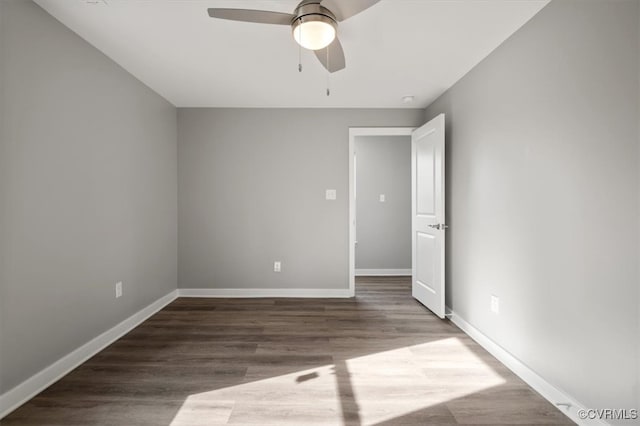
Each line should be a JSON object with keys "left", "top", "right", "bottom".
{"left": 34, "top": 0, "right": 549, "bottom": 108}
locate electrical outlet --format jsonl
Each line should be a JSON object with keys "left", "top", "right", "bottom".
{"left": 490, "top": 295, "right": 499, "bottom": 314}
{"left": 274, "top": 261, "right": 281, "bottom": 272}
{"left": 325, "top": 189, "right": 336, "bottom": 200}
{"left": 115, "top": 281, "right": 123, "bottom": 298}
{"left": 379, "top": 194, "right": 386, "bottom": 202}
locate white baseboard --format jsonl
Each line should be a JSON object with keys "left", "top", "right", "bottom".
{"left": 0, "top": 290, "right": 178, "bottom": 420}
{"left": 178, "top": 288, "right": 352, "bottom": 298}
{"left": 355, "top": 269, "right": 412, "bottom": 276}
{"left": 446, "top": 307, "right": 608, "bottom": 426}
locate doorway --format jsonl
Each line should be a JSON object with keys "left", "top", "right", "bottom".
{"left": 348, "top": 128, "right": 415, "bottom": 296}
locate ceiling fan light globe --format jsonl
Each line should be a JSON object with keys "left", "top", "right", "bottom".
{"left": 293, "top": 19, "right": 336, "bottom": 50}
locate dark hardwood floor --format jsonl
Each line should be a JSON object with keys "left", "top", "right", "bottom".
{"left": 2, "top": 277, "right": 574, "bottom": 425}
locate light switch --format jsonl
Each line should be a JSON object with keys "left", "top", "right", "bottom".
{"left": 491, "top": 295, "right": 500, "bottom": 314}
{"left": 379, "top": 194, "right": 386, "bottom": 202}
{"left": 325, "top": 189, "right": 336, "bottom": 200}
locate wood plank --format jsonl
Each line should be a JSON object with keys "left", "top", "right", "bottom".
{"left": 3, "top": 277, "right": 574, "bottom": 425}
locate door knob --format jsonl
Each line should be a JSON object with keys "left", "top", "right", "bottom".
{"left": 428, "top": 224, "right": 449, "bottom": 230}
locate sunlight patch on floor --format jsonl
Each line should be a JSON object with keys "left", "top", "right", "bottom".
{"left": 170, "top": 364, "right": 342, "bottom": 425}
{"left": 169, "top": 337, "right": 506, "bottom": 425}
{"left": 346, "top": 337, "right": 507, "bottom": 425}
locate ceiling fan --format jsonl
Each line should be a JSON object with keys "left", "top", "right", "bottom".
{"left": 207, "top": 0, "right": 381, "bottom": 73}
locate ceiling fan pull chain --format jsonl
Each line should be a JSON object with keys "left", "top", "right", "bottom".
{"left": 298, "top": 19, "right": 303, "bottom": 72}
{"left": 326, "top": 45, "right": 331, "bottom": 96}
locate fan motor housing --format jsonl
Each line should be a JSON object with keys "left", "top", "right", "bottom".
{"left": 291, "top": 3, "right": 338, "bottom": 51}
{"left": 292, "top": 4, "right": 337, "bottom": 27}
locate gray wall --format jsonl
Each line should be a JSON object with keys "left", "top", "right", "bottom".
{"left": 0, "top": 0, "right": 177, "bottom": 394}
{"left": 355, "top": 135, "right": 411, "bottom": 270}
{"left": 178, "top": 109, "right": 423, "bottom": 290}
{"left": 425, "top": 0, "right": 639, "bottom": 416}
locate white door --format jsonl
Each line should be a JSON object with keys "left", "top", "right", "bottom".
{"left": 411, "top": 114, "right": 446, "bottom": 318}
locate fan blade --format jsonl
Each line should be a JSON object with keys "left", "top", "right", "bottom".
{"left": 314, "top": 37, "right": 346, "bottom": 73}
{"left": 207, "top": 8, "right": 294, "bottom": 25}
{"left": 320, "top": 0, "right": 381, "bottom": 21}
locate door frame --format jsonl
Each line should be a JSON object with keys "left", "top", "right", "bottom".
{"left": 348, "top": 127, "right": 416, "bottom": 297}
